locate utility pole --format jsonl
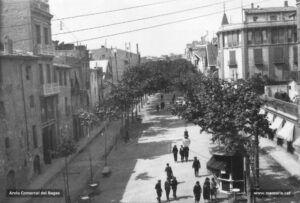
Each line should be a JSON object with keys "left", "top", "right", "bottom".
{"left": 114, "top": 49, "right": 119, "bottom": 82}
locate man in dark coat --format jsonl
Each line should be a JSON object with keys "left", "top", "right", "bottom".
{"left": 203, "top": 178, "right": 211, "bottom": 202}
{"left": 192, "top": 157, "right": 201, "bottom": 177}
{"left": 179, "top": 145, "right": 184, "bottom": 162}
{"left": 171, "top": 177, "right": 178, "bottom": 199}
{"left": 156, "top": 104, "right": 160, "bottom": 112}
{"left": 155, "top": 180, "right": 162, "bottom": 203}
{"left": 164, "top": 179, "right": 171, "bottom": 201}
{"left": 165, "top": 163, "right": 173, "bottom": 180}
{"left": 172, "top": 145, "right": 178, "bottom": 162}
{"left": 193, "top": 181, "right": 202, "bottom": 203}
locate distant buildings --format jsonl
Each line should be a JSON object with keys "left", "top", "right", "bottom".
{"left": 90, "top": 46, "right": 140, "bottom": 85}
{"left": 217, "top": 1, "right": 298, "bottom": 81}
{"left": 184, "top": 38, "right": 218, "bottom": 76}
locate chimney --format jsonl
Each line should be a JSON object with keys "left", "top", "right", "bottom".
{"left": 251, "top": 3, "right": 254, "bottom": 8}
{"left": 4, "top": 36, "right": 13, "bottom": 54}
{"left": 284, "top": 1, "right": 288, "bottom": 7}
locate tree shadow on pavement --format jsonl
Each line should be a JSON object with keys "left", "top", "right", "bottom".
{"left": 135, "top": 172, "right": 154, "bottom": 181}
{"left": 167, "top": 195, "right": 193, "bottom": 202}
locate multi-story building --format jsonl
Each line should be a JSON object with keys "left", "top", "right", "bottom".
{"left": 89, "top": 60, "right": 110, "bottom": 107}
{"left": 217, "top": 1, "right": 298, "bottom": 81}
{"left": 0, "top": 39, "right": 43, "bottom": 200}
{"left": 90, "top": 45, "right": 140, "bottom": 85}
{"left": 53, "top": 56, "right": 73, "bottom": 147}
{"left": 55, "top": 43, "right": 90, "bottom": 141}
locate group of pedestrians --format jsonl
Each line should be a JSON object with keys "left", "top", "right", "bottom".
{"left": 155, "top": 129, "right": 218, "bottom": 203}
{"left": 193, "top": 177, "right": 218, "bottom": 203}
{"left": 155, "top": 163, "right": 178, "bottom": 202}
{"left": 156, "top": 94, "right": 165, "bottom": 112}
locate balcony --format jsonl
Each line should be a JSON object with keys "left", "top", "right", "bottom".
{"left": 263, "top": 95, "right": 299, "bottom": 120}
{"left": 41, "top": 83, "right": 60, "bottom": 96}
{"left": 35, "top": 44, "right": 54, "bottom": 56}
{"left": 31, "top": 0, "right": 50, "bottom": 13}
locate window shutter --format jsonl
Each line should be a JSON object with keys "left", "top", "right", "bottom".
{"left": 254, "top": 49, "right": 263, "bottom": 65}
{"left": 293, "top": 46, "right": 298, "bottom": 65}
{"left": 228, "top": 51, "right": 237, "bottom": 67}
{"left": 273, "top": 47, "right": 284, "bottom": 64}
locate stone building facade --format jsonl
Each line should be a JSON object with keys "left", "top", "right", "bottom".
{"left": 217, "top": 1, "right": 298, "bottom": 81}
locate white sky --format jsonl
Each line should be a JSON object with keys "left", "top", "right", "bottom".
{"left": 49, "top": 0, "right": 296, "bottom": 57}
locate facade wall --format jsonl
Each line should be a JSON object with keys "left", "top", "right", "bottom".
{"left": 223, "top": 47, "right": 242, "bottom": 80}
{"left": 0, "top": 57, "right": 43, "bottom": 200}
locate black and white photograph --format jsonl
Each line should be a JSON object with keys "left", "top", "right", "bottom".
{"left": 1, "top": 0, "right": 300, "bottom": 202}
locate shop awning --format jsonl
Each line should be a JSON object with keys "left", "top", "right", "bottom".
{"left": 207, "top": 156, "right": 228, "bottom": 171}
{"left": 276, "top": 121, "right": 294, "bottom": 142}
{"left": 270, "top": 117, "right": 283, "bottom": 130}
{"left": 267, "top": 112, "right": 274, "bottom": 123}
{"left": 293, "top": 137, "right": 300, "bottom": 148}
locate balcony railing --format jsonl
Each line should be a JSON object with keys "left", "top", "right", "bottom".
{"left": 263, "top": 95, "right": 299, "bottom": 118}
{"left": 35, "top": 44, "right": 54, "bottom": 56}
{"left": 41, "top": 83, "right": 60, "bottom": 96}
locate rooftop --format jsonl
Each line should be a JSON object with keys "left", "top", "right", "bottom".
{"left": 244, "top": 6, "right": 296, "bottom": 14}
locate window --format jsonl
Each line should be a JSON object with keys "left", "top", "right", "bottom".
{"left": 224, "top": 34, "right": 228, "bottom": 47}
{"left": 271, "top": 28, "right": 279, "bottom": 44}
{"left": 64, "top": 71, "right": 67, "bottom": 86}
{"left": 253, "top": 30, "right": 262, "bottom": 44}
{"left": 36, "top": 25, "right": 41, "bottom": 44}
{"left": 228, "top": 51, "right": 237, "bottom": 67}
{"left": 278, "top": 29, "right": 285, "bottom": 43}
{"left": 102, "top": 54, "right": 105, "bottom": 59}
{"left": 25, "top": 65, "right": 31, "bottom": 80}
{"left": 46, "top": 64, "right": 51, "bottom": 83}
{"left": 44, "top": 27, "right": 49, "bottom": 45}
{"left": 0, "top": 101, "right": 5, "bottom": 117}
{"left": 248, "top": 31, "right": 253, "bottom": 44}
{"left": 65, "top": 97, "right": 68, "bottom": 116}
{"left": 273, "top": 47, "right": 284, "bottom": 64}
{"left": 253, "top": 16, "right": 258, "bottom": 22}
{"left": 39, "top": 64, "right": 44, "bottom": 85}
{"left": 32, "top": 125, "right": 37, "bottom": 148}
{"left": 29, "top": 95, "right": 35, "bottom": 108}
{"left": 293, "top": 46, "right": 298, "bottom": 65}
{"left": 288, "top": 29, "right": 293, "bottom": 42}
{"left": 5, "top": 137, "right": 10, "bottom": 148}
{"left": 262, "top": 30, "right": 268, "bottom": 43}
{"left": 254, "top": 49, "right": 263, "bottom": 65}
{"left": 53, "top": 67, "right": 57, "bottom": 83}
{"left": 0, "top": 65, "right": 2, "bottom": 84}
{"left": 270, "top": 15, "right": 277, "bottom": 21}
{"left": 59, "top": 71, "right": 63, "bottom": 86}
{"left": 124, "top": 60, "right": 129, "bottom": 65}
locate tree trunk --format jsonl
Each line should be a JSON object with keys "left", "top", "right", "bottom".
{"left": 245, "top": 156, "right": 253, "bottom": 203}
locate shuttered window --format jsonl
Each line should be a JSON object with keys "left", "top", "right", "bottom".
{"left": 273, "top": 47, "right": 284, "bottom": 64}
{"left": 254, "top": 49, "right": 263, "bottom": 65}
{"left": 229, "top": 51, "right": 237, "bottom": 67}
{"left": 293, "top": 46, "right": 298, "bottom": 65}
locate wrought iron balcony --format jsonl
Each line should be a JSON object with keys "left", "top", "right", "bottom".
{"left": 41, "top": 83, "right": 60, "bottom": 96}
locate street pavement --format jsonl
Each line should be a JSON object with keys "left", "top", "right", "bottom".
{"left": 87, "top": 92, "right": 300, "bottom": 203}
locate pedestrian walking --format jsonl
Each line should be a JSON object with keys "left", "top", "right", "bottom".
{"left": 164, "top": 179, "right": 171, "bottom": 201}
{"left": 192, "top": 157, "right": 201, "bottom": 177}
{"left": 172, "top": 145, "right": 178, "bottom": 162}
{"left": 203, "top": 178, "right": 211, "bottom": 202}
{"left": 161, "top": 94, "right": 164, "bottom": 101}
{"left": 165, "top": 163, "right": 173, "bottom": 180}
{"left": 210, "top": 178, "right": 217, "bottom": 201}
{"left": 182, "top": 130, "right": 191, "bottom": 162}
{"left": 171, "top": 176, "right": 178, "bottom": 199}
{"left": 155, "top": 180, "right": 162, "bottom": 203}
{"left": 156, "top": 104, "right": 160, "bottom": 112}
{"left": 160, "top": 101, "right": 164, "bottom": 110}
{"left": 193, "top": 181, "right": 202, "bottom": 203}
{"left": 179, "top": 145, "right": 184, "bottom": 162}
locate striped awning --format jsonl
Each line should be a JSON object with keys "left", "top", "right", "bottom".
{"left": 270, "top": 117, "right": 283, "bottom": 130}
{"left": 207, "top": 156, "right": 228, "bottom": 172}
{"left": 293, "top": 137, "right": 300, "bottom": 148}
{"left": 267, "top": 113, "right": 274, "bottom": 123}
{"left": 276, "top": 121, "right": 294, "bottom": 142}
